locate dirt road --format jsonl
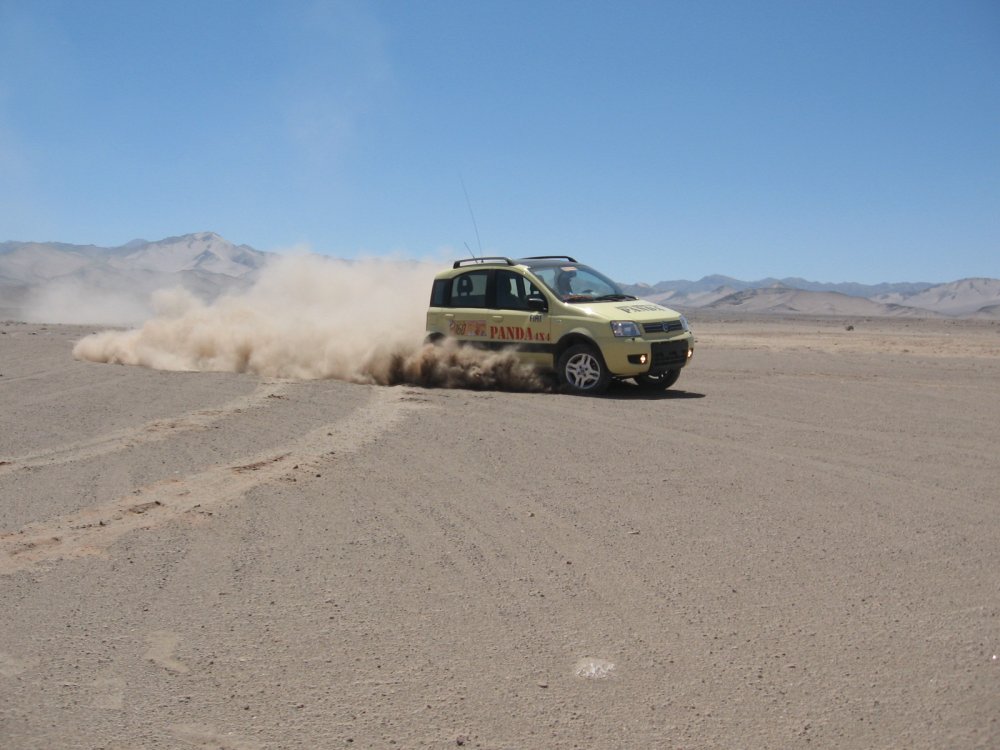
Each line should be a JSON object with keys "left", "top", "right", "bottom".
{"left": 1, "top": 317, "right": 998, "bottom": 748}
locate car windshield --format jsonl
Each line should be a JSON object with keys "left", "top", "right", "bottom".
{"left": 522, "top": 261, "right": 636, "bottom": 303}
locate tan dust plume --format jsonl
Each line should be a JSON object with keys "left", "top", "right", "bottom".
{"left": 72, "top": 254, "right": 548, "bottom": 391}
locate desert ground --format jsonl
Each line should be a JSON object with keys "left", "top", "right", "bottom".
{"left": 1, "top": 315, "right": 998, "bottom": 749}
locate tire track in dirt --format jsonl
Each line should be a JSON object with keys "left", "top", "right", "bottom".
{"left": 0, "top": 387, "right": 428, "bottom": 575}
{"left": 354, "top": 436, "right": 634, "bottom": 686}
{"left": 0, "top": 380, "right": 292, "bottom": 478}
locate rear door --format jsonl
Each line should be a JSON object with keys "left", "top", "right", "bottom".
{"left": 443, "top": 269, "right": 491, "bottom": 343}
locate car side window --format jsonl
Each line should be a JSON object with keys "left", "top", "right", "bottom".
{"left": 449, "top": 271, "right": 487, "bottom": 308}
{"left": 495, "top": 270, "right": 529, "bottom": 310}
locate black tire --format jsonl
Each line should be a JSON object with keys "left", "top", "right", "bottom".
{"left": 635, "top": 369, "right": 681, "bottom": 390}
{"left": 557, "top": 344, "right": 611, "bottom": 395}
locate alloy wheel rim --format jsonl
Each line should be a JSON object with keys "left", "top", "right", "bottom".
{"left": 566, "top": 353, "right": 601, "bottom": 389}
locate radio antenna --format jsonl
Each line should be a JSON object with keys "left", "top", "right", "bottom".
{"left": 460, "top": 175, "right": 483, "bottom": 259}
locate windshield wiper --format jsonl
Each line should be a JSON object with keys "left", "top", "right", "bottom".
{"left": 593, "top": 294, "right": 638, "bottom": 301}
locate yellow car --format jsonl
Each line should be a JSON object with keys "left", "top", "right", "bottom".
{"left": 426, "top": 256, "right": 694, "bottom": 394}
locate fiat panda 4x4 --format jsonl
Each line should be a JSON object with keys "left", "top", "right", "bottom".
{"left": 425, "top": 256, "right": 694, "bottom": 395}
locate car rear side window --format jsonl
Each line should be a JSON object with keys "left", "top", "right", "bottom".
{"left": 430, "top": 279, "right": 450, "bottom": 306}
{"left": 449, "top": 271, "right": 488, "bottom": 308}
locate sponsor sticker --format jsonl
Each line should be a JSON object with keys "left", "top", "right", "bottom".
{"left": 449, "top": 319, "right": 488, "bottom": 337}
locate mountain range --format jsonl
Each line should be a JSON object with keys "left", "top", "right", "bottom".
{"left": 618, "top": 275, "right": 1000, "bottom": 318}
{"left": 2, "top": 232, "right": 999, "bottom": 322}
{"left": 0, "top": 232, "right": 269, "bottom": 323}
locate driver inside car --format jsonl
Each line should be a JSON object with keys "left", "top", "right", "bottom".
{"left": 556, "top": 269, "right": 577, "bottom": 299}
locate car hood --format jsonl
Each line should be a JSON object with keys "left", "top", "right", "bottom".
{"left": 567, "top": 299, "right": 684, "bottom": 322}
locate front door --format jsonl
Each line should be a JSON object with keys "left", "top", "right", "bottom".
{"left": 489, "top": 269, "right": 553, "bottom": 367}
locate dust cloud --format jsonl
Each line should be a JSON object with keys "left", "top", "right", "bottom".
{"left": 72, "top": 254, "right": 548, "bottom": 391}
{"left": 22, "top": 279, "right": 153, "bottom": 327}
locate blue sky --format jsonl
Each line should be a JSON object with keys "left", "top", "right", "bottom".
{"left": 1, "top": 0, "right": 997, "bottom": 284}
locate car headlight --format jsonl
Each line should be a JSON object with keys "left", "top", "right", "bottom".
{"left": 679, "top": 315, "right": 690, "bottom": 332}
{"left": 610, "top": 320, "right": 641, "bottom": 338}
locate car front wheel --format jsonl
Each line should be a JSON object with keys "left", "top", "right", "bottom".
{"left": 557, "top": 344, "right": 611, "bottom": 395}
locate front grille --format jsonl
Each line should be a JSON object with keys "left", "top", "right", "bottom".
{"left": 643, "top": 320, "right": 684, "bottom": 334}
{"left": 650, "top": 340, "right": 689, "bottom": 368}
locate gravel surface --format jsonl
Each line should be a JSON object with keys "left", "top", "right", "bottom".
{"left": 1, "top": 317, "right": 998, "bottom": 749}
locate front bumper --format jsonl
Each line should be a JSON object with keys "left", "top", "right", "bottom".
{"left": 603, "top": 333, "right": 695, "bottom": 377}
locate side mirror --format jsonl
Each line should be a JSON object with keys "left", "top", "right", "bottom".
{"left": 526, "top": 294, "right": 548, "bottom": 313}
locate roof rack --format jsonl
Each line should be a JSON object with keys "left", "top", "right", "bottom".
{"left": 518, "top": 255, "right": 578, "bottom": 263}
{"left": 452, "top": 257, "right": 515, "bottom": 269}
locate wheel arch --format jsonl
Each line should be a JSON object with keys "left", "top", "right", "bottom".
{"left": 555, "top": 331, "right": 602, "bottom": 362}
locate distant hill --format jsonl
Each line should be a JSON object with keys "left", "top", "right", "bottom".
{"left": 109, "top": 232, "right": 270, "bottom": 277}
{"left": 870, "top": 278, "right": 1000, "bottom": 317}
{"left": 619, "top": 275, "right": 935, "bottom": 299}
{"left": 0, "top": 231, "right": 268, "bottom": 284}
{"left": 703, "top": 288, "right": 938, "bottom": 317}
{"left": 620, "top": 276, "right": 1000, "bottom": 318}
{"left": 0, "top": 232, "right": 272, "bottom": 324}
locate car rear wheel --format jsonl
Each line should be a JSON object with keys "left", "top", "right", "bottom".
{"left": 635, "top": 369, "right": 681, "bottom": 390}
{"left": 557, "top": 344, "right": 611, "bottom": 395}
